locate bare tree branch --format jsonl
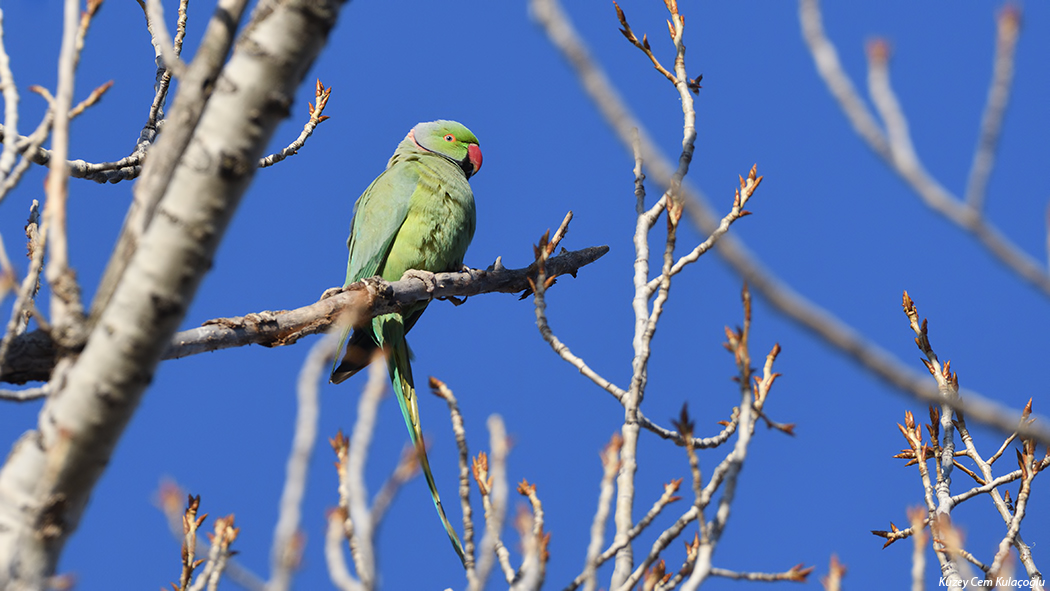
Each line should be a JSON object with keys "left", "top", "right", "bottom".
{"left": 259, "top": 79, "right": 332, "bottom": 168}
{"left": 472, "top": 415, "right": 510, "bottom": 591}
{"left": 89, "top": 0, "right": 252, "bottom": 327}
{"left": 532, "top": 0, "right": 1050, "bottom": 446}
{"left": 0, "top": 10, "right": 20, "bottom": 186}
{"left": 0, "top": 245, "right": 608, "bottom": 385}
{"left": 802, "top": 0, "right": 1050, "bottom": 297}
{"left": 0, "top": 201, "right": 42, "bottom": 381}
{"left": 964, "top": 6, "right": 1019, "bottom": 210}
{"left": 268, "top": 334, "right": 334, "bottom": 591}
{"left": 42, "top": 0, "right": 94, "bottom": 354}
{"left": 0, "top": 0, "right": 346, "bottom": 584}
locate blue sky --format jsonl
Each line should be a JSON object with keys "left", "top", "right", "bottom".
{"left": 2, "top": 1, "right": 1049, "bottom": 589}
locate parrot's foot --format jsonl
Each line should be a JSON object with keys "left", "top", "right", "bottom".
{"left": 402, "top": 269, "right": 437, "bottom": 293}
{"left": 442, "top": 294, "right": 468, "bottom": 306}
{"left": 320, "top": 286, "right": 345, "bottom": 299}
{"left": 460, "top": 265, "right": 485, "bottom": 282}
{"left": 441, "top": 265, "right": 480, "bottom": 306}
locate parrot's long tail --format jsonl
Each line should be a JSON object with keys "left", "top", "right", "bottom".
{"left": 380, "top": 314, "right": 466, "bottom": 566}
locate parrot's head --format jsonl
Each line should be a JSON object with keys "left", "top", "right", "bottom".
{"left": 409, "top": 120, "right": 483, "bottom": 179}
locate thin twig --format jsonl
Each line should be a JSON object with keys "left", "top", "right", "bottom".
{"left": 189, "top": 515, "right": 239, "bottom": 591}
{"left": 133, "top": 0, "right": 179, "bottom": 166}
{"left": 613, "top": 504, "right": 700, "bottom": 591}
{"left": 533, "top": 0, "right": 1050, "bottom": 445}
{"left": 344, "top": 358, "right": 387, "bottom": 589}
{"left": 472, "top": 415, "right": 509, "bottom": 591}
{"left": 612, "top": 3, "right": 676, "bottom": 86}
{"left": 898, "top": 411, "right": 957, "bottom": 580}
{"left": 0, "top": 9, "right": 20, "bottom": 184}
{"left": 0, "top": 122, "right": 146, "bottom": 184}
{"left": 798, "top": 0, "right": 889, "bottom": 155}
{"left": 43, "top": 0, "right": 89, "bottom": 351}
{"left": 0, "top": 384, "right": 50, "bottom": 401}
{"left": 0, "top": 113, "right": 51, "bottom": 199}
{"left": 269, "top": 334, "right": 333, "bottom": 591}
{"left": 474, "top": 452, "right": 515, "bottom": 584}
{"left": 68, "top": 80, "right": 113, "bottom": 119}
{"left": 368, "top": 444, "right": 417, "bottom": 527}
{"left": 562, "top": 478, "right": 682, "bottom": 591}
{"left": 821, "top": 556, "right": 846, "bottom": 591}
{"left": 965, "top": 7, "right": 1020, "bottom": 210}
{"left": 176, "top": 495, "right": 204, "bottom": 591}
{"left": 678, "top": 288, "right": 761, "bottom": 591}
{"left": 901, "top": 293, "right": 960, "bottom": 575}
{"left": 514, "top": 480, "right": 548, "bottom": 591}
{"left": 646, "top": 167, "right": 761, "bottom": 292}
{"left": 804, "top": 0, "right": 1050, "bottom": 298}
{"left": 908, "top": 508, "right": 926, "bottom": 591}
{"left": 988, "top": 439, "right": 1041, "bottom": 582}
{"left": 324, "top": 510, "right": 362, "bottom": 591}
{"left": 259, "top": 79, "right": 332, "bottom": 167}
{"left": 429, "top": 377, "right": 478, "bottom": 578}
{"left": 155, "top": 483, "right": 268, "bottom": 591}
{"left": 707, "top": 565, "right": 812, "bottom": 583}
{"left": 531, "top": 280, "right": 626, "bottom": 402}
{"left": 953, "top": 400, "right": 1043, "bottom": 584}
{"left": 581, "top": 434, "right": 622, "bottom": 591}
{"left": 528, "top": 238, "right": 627, "bottom": 403}
{"left": 0, "top": 203, "right": 44, "bottom": 386}
{"left": 90, "top": 0, "right": 251, "bottom": 326}
{"left": 546, "top": 211, "right": 573, "bottom": 256}
{"left": 616, "top": 2, "right": 697, "bottom": 587}
{"left": 144, "top": 0, "right": 187, "bottom": 77}
{"left": 948, "top": 456, "right": 1050, "bottom": 505}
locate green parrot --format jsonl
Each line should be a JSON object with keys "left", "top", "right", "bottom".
{"left": 330, "top": 120, "right": 481, "bottom": 564}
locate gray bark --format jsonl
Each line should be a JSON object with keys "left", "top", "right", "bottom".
{"left": 0, "top": 0, "right": 346, "bottom": 586}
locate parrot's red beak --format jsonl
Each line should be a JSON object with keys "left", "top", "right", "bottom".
{"left": 467, "top": 144, "right": 483, "bottom": 177}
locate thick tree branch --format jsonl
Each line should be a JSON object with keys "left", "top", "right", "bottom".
{"left": 0, "top": 0, "right": 346, "bottom": 585}
{"left": 89, "top": 0, "right": 251, "bottom": 327}
{"left": 0, "top": 246, "right": 608, "bottom": 384}
{"left": 172, "top": 244, "right": 606, "bottom": 354}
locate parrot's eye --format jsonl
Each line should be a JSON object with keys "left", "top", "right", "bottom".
{"left": 444, "top": 134, "right": 455, "bottom": 142}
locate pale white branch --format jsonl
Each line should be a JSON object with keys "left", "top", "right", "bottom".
{"left": 269, "top": 334, "right": 333, "bottom": 590}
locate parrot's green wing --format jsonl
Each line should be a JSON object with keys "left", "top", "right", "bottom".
{"left": 330, "top": 164, "right": 421, "bottom": 382}
{"left": 345, "top": 165, "right": 420, "bottom": 285}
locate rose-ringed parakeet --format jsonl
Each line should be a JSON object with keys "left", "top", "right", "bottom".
{"left": 330, "top": 120, "right": 482, "bottom": 564}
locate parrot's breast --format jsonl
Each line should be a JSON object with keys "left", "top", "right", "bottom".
{"left": 378, "top": 156, "right": 476, "bottom": 282}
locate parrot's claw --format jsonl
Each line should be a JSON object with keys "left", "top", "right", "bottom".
{"left": 320, "top": 286, "right": 345, "bottom": 300}
{"left": 402, "top": 269, "right": 437, "bottom": 293}
{"left": 461, "top": 265, "right": 485, "bottom": 282}
{"left": 442, "top": 294, "right": 468, "bottom": 307}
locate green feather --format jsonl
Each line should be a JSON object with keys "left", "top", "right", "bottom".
{"left": 331, "top": 120, "right": 481, "bottom": 565}
{"left": 376, "top": 314, "right": 465, "bottom": 562}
